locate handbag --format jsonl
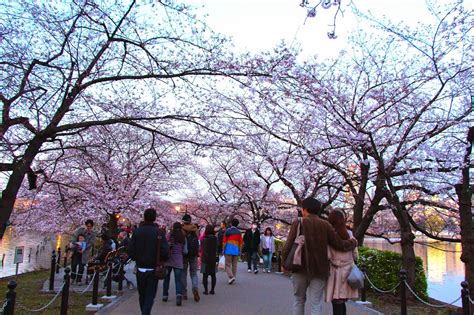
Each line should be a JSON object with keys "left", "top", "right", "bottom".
{"left": 284, "top": 218, "right": 304, "bottom": 272}
{"left": 347, "top": 264, "right": 364, "bottom": 289}
{"left": 154, "top": 234, "right": 167, "bottom": 280}
{"left": 262, "top": 248, "right": 270, "bottom": 255}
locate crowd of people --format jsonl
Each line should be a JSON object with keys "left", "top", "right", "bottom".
{"left": 68, "top": 196, "right": 359, "bottom": 315}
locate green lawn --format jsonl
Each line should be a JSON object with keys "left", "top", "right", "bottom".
{"left": 0, "top": 269, "right": 118, "bottom": 315}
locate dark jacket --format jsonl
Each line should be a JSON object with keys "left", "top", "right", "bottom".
{"left": 128, "top": 222, "right": 169, "bottom": 269}
{"left": 243, "top": 229, "right": 260, "bottom": 252}
{"left": 282, "top": 214, "right": 356, "bottom": 278}
{"left": 201, "top": 235, "right": 217, "bottom": 274}
{"left": 217, "top": 229, "right": 225, "bottom": 254}
{"left": 94, "top": 241, "right": 112, "bottom": 263}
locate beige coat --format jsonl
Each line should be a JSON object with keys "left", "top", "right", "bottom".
{"left": 325, "top": 231, "right": 359, "bottom": 302}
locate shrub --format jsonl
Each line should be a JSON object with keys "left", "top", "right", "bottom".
{"left": 359, "top": 246, "right": 428, "bottom": 300}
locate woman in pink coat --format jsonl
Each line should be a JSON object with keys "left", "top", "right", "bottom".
{"left": 325, "top": 209, "right": 358, "bottom": 315}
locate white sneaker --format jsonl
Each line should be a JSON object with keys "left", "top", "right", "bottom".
{"left": 247, "top": 269, "right": 252, "bottom": 273}
{"left": 228, "top": 277, "right": 236, "bottom": 285}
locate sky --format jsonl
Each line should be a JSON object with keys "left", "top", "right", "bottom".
{"left": 187, "top": 0, "right": 463, "bottom": 59}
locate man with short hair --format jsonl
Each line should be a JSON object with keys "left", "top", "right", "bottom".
{"left": 217, "top": 221, "right": 226, "bottom": 255}
{"left": 181, "top": 214, "right": 200, "bottom": 302}
{"left": 128, "top": 208, "right": 168, "bottom": 315}
{"left": 282, "top": 197, "right": 357, "bottom": 315}
{"left": 243, "top": 222, "right": 260, "bottom": 274}
{"left": 223, "top": 218, "right": 243, "bottom": 284}
{"left": 69, "top": 219, "right": 96, "bottom": 284}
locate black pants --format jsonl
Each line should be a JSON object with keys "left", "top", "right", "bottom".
{"left": 203, "top": 273, "right": 216, "bottom": 292}
{"left": 247, "top": 251, "right": 258, "bottom": 270}
{"left": 136, "top": 270, "right": 158, "bottom": 315}
{"left": 70, "top": 252, "right": 84, "bottom": 282}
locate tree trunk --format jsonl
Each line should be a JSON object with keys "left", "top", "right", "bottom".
{"left": 456, "top": 126, "right": 474, "bottom": 298}
{"left": 352, "top": 156, "right": 369, "bottom": 243}
{"left": 0, "top": 136, "right": 45, "bottom": 238}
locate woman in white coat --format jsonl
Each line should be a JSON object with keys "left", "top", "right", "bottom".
{"left": 325, "top": 209, "right": 359, "bottom": 315}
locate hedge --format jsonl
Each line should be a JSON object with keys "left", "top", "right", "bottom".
{"left": 359, "top": 246, "right": 428, "bottom": 300}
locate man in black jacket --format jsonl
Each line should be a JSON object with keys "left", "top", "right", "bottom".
{"left": 243, "top": 222, "right": 260, "bottom": 274}
{"left": 128, "top": 208, "right": 168, "bottom": 315}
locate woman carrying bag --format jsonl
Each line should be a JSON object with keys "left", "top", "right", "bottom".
{"left": 260, "top": 227, "right": 276, "bottom": 273}
{"left": 325, "top": 209, "right": 359, "bottom": 315}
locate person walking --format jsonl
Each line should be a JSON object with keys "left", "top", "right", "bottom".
{"left": 163, "top": 222, "right": 186, "bottom": 306}
{"left": 216, "top": 221, "right": 227, "bottom": 255}
{"left": 128, "top": 208, "right": 169, "bottom": 315}
{"left": 223, "top": 218, "right": 243, "bottom": 284}
{"left": 325, "top": 209, "right": 359, "bottom": 315}
{"left": 69, "top": 219, "right": 96, "bottom": 281}
{"left": 200, "top": 224, "right": 218, "bottom": 295}
{"left": 260, "top": 227, "right": 276, "bottom": 273}
{"left": 282, "top": 197, "right": 357, "bottom": 315}
{"left": 243, "top": 222, "right": 260, "bottom": 274}
{"left": 181, "top": 214, "right": 200, "bottom": 302}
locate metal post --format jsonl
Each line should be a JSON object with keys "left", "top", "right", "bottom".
{"left": 92, "top": 265, "right": 100, "bottom": 305}
{"left": 106, "top": 261, "right": 112, "bottom": 297}
{"left": 461, "top": 281, "right": 471, "bottom": 315}
{"left": 360, "top": 264, "right": 367, "bottom": 302}
{"left": 117, "top": 262, "right": 124, "bottom": 292}
{"left": 277, "top": 251, "right": 282, "bottom": 273}
{"left": 60, "top": 267, "right": 71, "bottom": 315}
{"left": 399, "top": 269, "right": 407, "bottom": 315}
{"left": 4, "top": 281, "right": 17, "bottom": 315}
{"left": 63, "top": 246, "right": 68, "bottom": 268}
{"left": 49, "top": 250, "right": 56, "bottom": 291}
{"left": 56, "top": 247, "right": 61, "bottom": 274}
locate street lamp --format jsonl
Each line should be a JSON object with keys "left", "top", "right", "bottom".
{"left": 175, "top": 206, "right": 181, "bottom": 214}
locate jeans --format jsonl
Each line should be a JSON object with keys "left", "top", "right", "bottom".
{"left": 163, "top": 267, "right": 183, "bottom": 297}
{"left": 136, "top": 270, "right": 158, "bottom": 315}
{"left": 247, "top": 251, "right": 258, "bottom": 270}
{"left": 292, "top": 272, "right": 326, "bottom": 315}
{"left": 70, "top": 253, "right": 84, "bottom": 282}
{"left": 182, "top": 256, "right": 198, "bottom": 296}
{"left": 225, "top": 255, "right": 238, "bottom": 279}
{"left": 262, "top": 252, "right": 272, "bottom": 270}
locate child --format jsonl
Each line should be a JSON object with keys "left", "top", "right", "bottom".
{"left": 71, "top": 234, "right": 86, "bottom": 284}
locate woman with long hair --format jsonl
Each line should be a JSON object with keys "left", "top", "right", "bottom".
{"left": 200, "top": 224, "right": 218, "bottom": 295}
{"left": 325, "top": 209, "right": 358, "bottom": 315}
{"left": 163, "top": 222, "right": 186, "bottom": 306}
{"left": 260, "top": 227, "right": 276, "bottom": 273}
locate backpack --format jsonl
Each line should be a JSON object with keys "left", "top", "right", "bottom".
{"left": 185, "top": 231, "right": 199, "bottom": 257}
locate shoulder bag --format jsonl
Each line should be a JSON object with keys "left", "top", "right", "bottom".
{"left": 347, "top": 264, "right": 364, "bottom": 289}
{"left": 284, "top": 218, "right": 305, "bottom": 272}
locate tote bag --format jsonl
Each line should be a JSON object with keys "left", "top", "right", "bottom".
{"left": 347, "top": 264, "right": 364, "bottom": 289}
{"left": 283, "top": 218, "right": 304, "bottom": 272}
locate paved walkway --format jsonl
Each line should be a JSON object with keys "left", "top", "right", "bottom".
{"left": 99, "top": 262, "right": 381, "bottom": 315}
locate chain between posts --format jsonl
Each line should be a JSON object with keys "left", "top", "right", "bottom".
{"left": 16, "top": 283, "right": 65, "bottom": 313}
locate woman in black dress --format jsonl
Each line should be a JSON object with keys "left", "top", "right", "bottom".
{"left": 200, "top": 224, "right": 218, "bottom": 294}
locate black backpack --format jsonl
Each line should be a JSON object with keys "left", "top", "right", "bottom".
{"left": 185, "top": 231, "right": 199, "bottom": 257}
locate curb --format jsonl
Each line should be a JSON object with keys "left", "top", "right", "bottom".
{"left": 94, "top": 288, "right": 136, "bottom": 315}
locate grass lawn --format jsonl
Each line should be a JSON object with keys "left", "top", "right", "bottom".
{"left": 366, "top": 292, "right": 461, "bottom": 315}
{"left": 0, "top": 269, "right": 120, "bottom": 315}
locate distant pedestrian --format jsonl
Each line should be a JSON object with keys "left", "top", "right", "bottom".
{"left": 163, "top": 222, "right": 186, "bottom": 306}
{"left": 243, "top": 222, "right": 260, "bottom": 274}
{"left": 200, "top": 224, "right": 218, "bottom": 295}
{"left": 128, "top": 208, "right": 169, "bottom": 315}
{"left": 223, "top": 218, "right": 243, "bottom": 284}
{"left": 217, "top": 221, "right": 227, "bottom": 255}
{"left": 70, "top": 234, "right": 86, "bottom": 284}
{"left": 282, "top": 197, "right": 357, "bottom": 315}
{"left": 260, "top": 227, "right": 276, "bottom": 273}
{"left": 181, "top": 214, "right": 200, "bottom": 302}
{"left": 325, "top": 209, "right": 359, "bottom": 315}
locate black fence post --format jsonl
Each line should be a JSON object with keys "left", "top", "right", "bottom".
{"left": 92, "top": 265, "right": 100, "bottom": 305}
{"left": 49, "top": 250, "right": 56, "bottom": 291}
{"left": 106, "top": 261, "right": 113, "bottom": 297}
{"left": 4, "top": 280, "right": 17, "bottom": 315}
{"left": 277, "top": 251, "right": 282, "bottom": 273}
{"left": 63, "top": 246, "right": 68, "bottom": 268}
{"left": 399, "top": 269, "right": 407, "bottom": 315}
{"left": 461, "top": 281, "right": 471, "bottom": 315}
{"left": 117, "top": 262, "right": 124, "bottom": 292}
{"left": 360, "top": 264, "right": 367, "bottom": 302}
{"left": 56, "top": 247, "right": 61, "bottom": 274}
{"left": 60, "top": 267, "right": 71, "bottom": 315}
